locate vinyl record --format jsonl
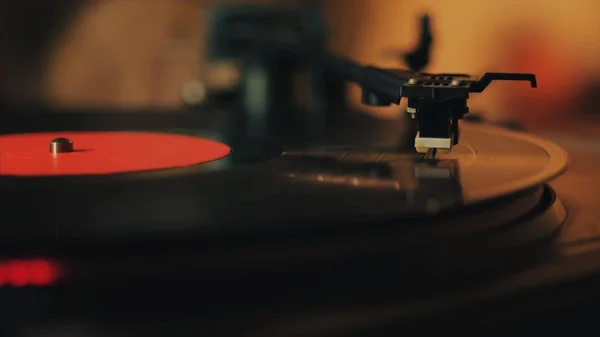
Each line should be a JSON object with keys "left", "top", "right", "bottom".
{"left": 0, "top": 122, "right": 567, "bottom": 244}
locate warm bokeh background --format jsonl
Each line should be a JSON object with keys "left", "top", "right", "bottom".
{"left": 2, "top": 0, "right": 600, "bottom": 129}
{"left": 326, "top": 0, "right": 600, "bottom": 127}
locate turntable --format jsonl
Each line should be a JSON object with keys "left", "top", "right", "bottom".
{"left": 0, "top": 4, "right": 598, "bottom": 337}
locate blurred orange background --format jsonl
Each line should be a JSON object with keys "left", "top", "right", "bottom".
{"left": 25, "top": 0, "right": 600, "bottom": 128}
{"left": 325, "top": 0, "right": 600, "bottom": 127}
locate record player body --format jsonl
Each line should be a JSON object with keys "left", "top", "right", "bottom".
{"left": 0, "top": 8, "right": 581, "bottom": 328}
{"left": 2, "top": 108, "right": 599, "bottom": 336}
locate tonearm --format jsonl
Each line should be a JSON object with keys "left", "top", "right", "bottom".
{"left": 205, "top": 5, "right": 537, "bottom": 156}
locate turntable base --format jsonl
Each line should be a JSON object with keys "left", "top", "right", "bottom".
{"left": 0, "top": 111, "right": 581, "bottom": 337}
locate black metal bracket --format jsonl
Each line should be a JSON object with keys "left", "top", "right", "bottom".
{"left": 468, "top": 72, "right": 537, "bottom": 92}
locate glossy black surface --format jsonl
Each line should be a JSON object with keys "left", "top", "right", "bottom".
{"left": 0, "top": 109, "right": 566, "bottom": 243}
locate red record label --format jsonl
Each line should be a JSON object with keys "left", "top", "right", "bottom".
{"left": 0, "top": 131, "right": 232, "bottom": 176}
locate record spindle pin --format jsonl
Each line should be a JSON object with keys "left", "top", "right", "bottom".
{"left": 50, "top": 137, "right": 74, "bottom": 155}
